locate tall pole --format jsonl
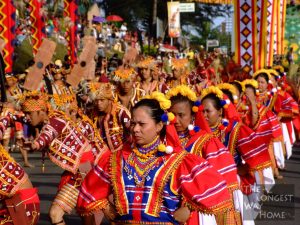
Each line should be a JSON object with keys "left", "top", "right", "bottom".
{"left": 170, "top": 0, "right": 173, "bottom": 46}
{"left": 0, "top": 53, "right": 7, "bottom": 102}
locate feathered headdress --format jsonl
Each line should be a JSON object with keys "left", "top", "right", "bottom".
{"left": 113, "top": 67, "right": 136, "bottom": 82}
{"left": 217, "top": 83, "right": 238, "bottom": 103}
{"left": 89, "top": 82, "right": 114, "bottom": 101}
{"left": 241, "top": 79, "right": 258, "bottom": 89}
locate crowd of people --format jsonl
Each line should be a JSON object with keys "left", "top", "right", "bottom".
{"left": 0, "top": 16, "right": 300, "bottom": 225}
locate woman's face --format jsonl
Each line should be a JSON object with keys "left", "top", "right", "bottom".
{"left": 257, "top": 76, "right": 268, "bottom": 93}
{"left": 140, "top": 68, "right": 151, "bottom": 80}
{"left": 202, "top": 98, "right": 222, "bottom": 127}
{"left": 169, "top": 101, "right": 192, "bottom": 132}
{"left": 131, "top": 106, "right": 163, "bottom": 146}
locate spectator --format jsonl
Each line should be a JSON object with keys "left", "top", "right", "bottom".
{"left": 120, "top": 22, "right": 127, "bottom": 38}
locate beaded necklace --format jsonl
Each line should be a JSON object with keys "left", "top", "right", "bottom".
{"left": 124, "top": 136, "right": 164, "bottom": 187}
{"left": 211, "top": 122, "right": 226, "bottom": 143}
{"left": 178, "top": 130, "right": 190, "bottom": 147}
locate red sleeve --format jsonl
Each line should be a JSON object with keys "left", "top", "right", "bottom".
{"left": 34, "top": 117, "right": 65, "bottom": 149}
{"left": 77, "top": 150, "right": 112, "bottom": 215}
{"left": 202, "top": 137, "right": 238, "bottom": 189}
{"left": 236, "top": 124, "right": 271, "bottom": 171}
{"left": 171, "top": 154, "right": 233, "bottom": 214}
{"left": 0, "top": 116, "right": 10, "bottom": 138}
{"left": 254, "top": 108, "right": 283, "bottom": 141}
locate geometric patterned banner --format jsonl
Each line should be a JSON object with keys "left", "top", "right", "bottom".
{"left": 0, "top": 0, "right": 16, "bottom": 72}
{"left": 234, "top": 0, "right": 258, "bottom": 73}
{"left": 64, "top": 0, "right": 79, "bottom": 64}
{"left": 266, "top": 0, "right": 278, "bottom": 66}
{"left": 256, "top": 0, "right": 268, "bottom": 69}
{"left": 193, "top": 0, "right": 233, "bottom": 3}
{"left": 27, "top": 0, "right": 46, "bottom": 54}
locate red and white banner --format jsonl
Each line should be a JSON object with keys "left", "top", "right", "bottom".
{"left": 234, "top": 0, "right": 258, "bottom": 73}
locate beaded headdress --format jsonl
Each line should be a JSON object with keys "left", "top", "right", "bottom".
{"left": 268, "top": 69, "right": 280, "bottom": 80}
{"left": 20, "top": 91, "right": 49, "bottom": 112}
{"left": 171, "top": 58, "right": 189, "bottom": 70}
{"left": 89, "top": 82, "right": 114, "bottom": 101}
{"left": 136, "top": 57, "right": 154, "bottom": 69}
{"left": 50, "top": 93, "right": 77, "bottom": 112}
{"left": 113, "top": 67, "right": 136, "bottom": 82}
{"left": 273, "top": 65, "right": 284, "bottom": 73}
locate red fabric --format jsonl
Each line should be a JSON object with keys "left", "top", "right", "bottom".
{"left": 293, "top": 115, "right": 300, "bottom": 132}
{"left": 235, "top": 123, "right": 271, "bottom": 170}
{"left": 16, "top": 188, "right": 39, "bottom": 204}
{"left": 58, "top": 170, "right": 83, "bottom": 190}
{"left": 14, "top": 122, "right": 23, "bottom": 131}
{"left": 28, "top": 0, "right": 46, "bottom": 53}
{"left": 244, "top": 106, "right": 283, "bottom": 142}
{"left": 0, "top": 0, "right": 16, "bottom": 72}
{"left": 0, "top": 188, "right": 40, "bottom": 225}
{"left": 64, "top": 0, "right": 78, "bottom": 64}
{"left": 194, "top": 108, "right": 211, "bottom": 133}
{"left": 80, "top": 151, "right": 94, "bottom": 164}
{"left": 285, "top": 121, "right": 294, "bottom": 144}
{"left": 165, "top": 124, "right": 182, "bottom": 153}
{"left": 240, "top": 174, "right": 255, "bottom": 195}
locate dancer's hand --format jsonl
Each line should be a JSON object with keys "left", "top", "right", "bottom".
{"left": 103, "top": 202, "right": 117, "bottom": 221}
{"left": 173, "top": 206, "right": 191, "bottom": 224}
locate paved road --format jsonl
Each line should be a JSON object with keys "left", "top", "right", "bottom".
{"left": 12, "top": 146, "right": 300, "bottom": 225}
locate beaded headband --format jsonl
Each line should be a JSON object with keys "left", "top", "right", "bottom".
{"left": 20, "top": 91, "right": 48, "bottom": 112}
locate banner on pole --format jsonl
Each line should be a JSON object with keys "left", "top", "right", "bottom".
{"left": 0, "top": 0, "right": 16, "bottom": 72}
{"left": 167, "top": 1, "right": 181, "bottom": 38}
{"left": 234, "top": 0, "right": 258, "bottom": 73}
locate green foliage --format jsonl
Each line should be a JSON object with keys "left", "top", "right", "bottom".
{"left": 12, "top": 38, "right": 34, "bottom": 73}
{"left": 142, "top": 45, "right": 157, "bottom": 56}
